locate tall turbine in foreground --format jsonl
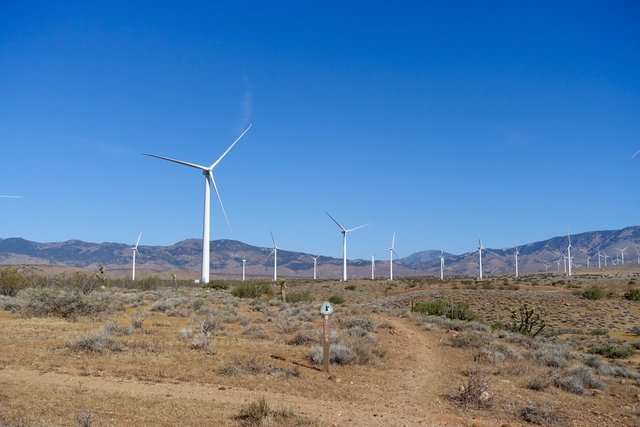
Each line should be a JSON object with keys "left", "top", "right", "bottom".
{"left": 268, "top": 231, "right": 279, "bottom": 282}
{"left": 326, "top": 212, "right": 369, "bottom": 281}
{"left": 145, "top": 124, "right": 252, "bottom": 283}
{"left": 439, "top": 250, "right": 445, "bottom": 280}
{"left": 477, "top": 234, "right": 484, "bottom": 279}
{"left": 389, "top": 231, "right": 397, "bottom": 280}
{"left": 567, "top": 233, "right": 573, "bottom": 277}
{"left": 311, "top": 255, "right": 320, "bottom": 280}
{"left": 131, "top": 232, "right": 142, "bottom": 281}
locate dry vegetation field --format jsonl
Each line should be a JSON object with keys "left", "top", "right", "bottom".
{"left": 1, "top": 268, "right": 640, "bottom": 426}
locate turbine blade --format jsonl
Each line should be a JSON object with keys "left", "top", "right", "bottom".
{"left": 134, "top": 232, "right": 142, "bottom": 249}
{"left": 209, "top": 173, "right": 232, "bottom": 232}
{"left": 325, "top": 212, "right": 346, "bottom": 231}
{"left": 144, "top": 153, "right": 208, "bottom": 171}
{"left": 270, "top": 230, "right": 276, "bottom": 247}
{"left": 209, "top": 124, "right": 252, "bottom": 170}
{"left": 477, "top": 233, "right": 483, "bottom": 248}
{"left": 346, "top": 223, "right": 370, "bottom": 233}
{"left": 633, "top": 150, "right": 640, "bottom": 159}
{"left": 391, "top": 231, "right": 396, "bottom": 249}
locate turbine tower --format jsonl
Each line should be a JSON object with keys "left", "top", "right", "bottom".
{"left": 242, "top": 259, "right": 246, "bottom": 281}
{"left": 567, "top": 232, "right": 573, "bottom": 277}
{"left": 268, "top": 231, "right": 279, "bottom": 282}
{"left": 131, "top": 232, "right": 142, "bottom": 281}
{"left": 389, "top": 231, "right": 397, "bottom": 281}
{"left": 543, "top": 263, "right": 551, "bottom": 273}
{"left": 477, "top": 233, "right": 484, "bottom": 279}
{"left": 326, "top": 212, "right": 369, "bottom": 282}
{"left": 615, "top": 247, "right": 628, "bottom": 264}
{"left": 371, "top": 255, "right": 375, "bottom": 280}
{"left": 439, "top": 250, "right": 445, "bottom": 280}
{"left": 635, "top": 246, "right": 640, "bottom": 265}
{"left": 514, "top": 245, "right": 520, "bottom": 278}
{"left": 311, "top": 255, "right": 320, "bottom": 280}
{"left": 145, "top": 124, "right": 252, "bottom": 283}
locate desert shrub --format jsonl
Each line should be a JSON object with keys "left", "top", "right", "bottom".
{"left": 242, "top": 325, "right": 268, "bottom": 340}
{"left": 131, "top": 311, "right": 147, "bottom": 329}
{"left": 590, "top": 328, "right": 608, "bottom": 336}
{"left": 66, "top": 329, "right": 125, "bottom": 353}
{"left": 232, "top": 282, "right": 273, "bottom": 299}
{"left": 308, "top": 344, "right": 356, "bottom": 365}
{"left": 0, "top": 295, "right": 21, "bottom": 312}
{"left": 287, "top": 330, "right": 316, "bottom": 346}
{"left": 412, "top": 300, "right": 478, "bottom": 321}
{"left": 526, "top": 375, "right": 553, "bottom": 391}
{"left": 20, "top": 287, "right": 110, "bottom": 320}
{"left": 477, "top": 343, "right": 522, "bottom": 362}
{"left": 197, "top": 315, "right": 225, "bottom": 335}
{"left": 150, "top": 297, "right": 188, "bottom": 313}
{"left": 451, "top": 371, "right": 493, "bottom": 409}
{"left": 447, "top": 330, "right": 489, "bottom": 349}
{"left": 0, "top": 267, "right": 29, "bottom": 296}
{"left": 178, "top": 328, "right": 193, "bottom": 340}
{"left": 345, "top": 285, "right": 356, "bottom": 291}
{"left": 528, "top": 344, "right": 569, "bottom": 368}
{"left": 589, "top": 341, "right": 634, "bottom": 359}
{"left": 328, "top": 294, "right": 345, "bottom": 304}
{"left": 583, "top": 355, "right": 639, "bottom": 379}
{"left": 579, "top": 286, "right": 606, "bottom": 300}
{"left": 624, "top": 288, "right": 640, "bottom": 301}
{"left": 631, "top": 326, "right": 640, "bottom": 336}
{"left": 554, "top": 366, "right": 604, "bottom": 395}
{"left": 508, "top": 303, "right": 546, "bottom": 337}
{"left": 76, "top": 409, "right": 94, "bottom": 427}
{"left": 340, "top": 315, "right": 376, "bottom": 331}
{"left": 235, "top": 397, "right": 270, "bottom": 426}
{"left": 285, "top": 292, "right": 313, "bottom": 303}
{"left": 190, "top": 333, "right": 216, "bottom": 354}
{"left": 519, "top": 403, "right": 565, "bottom": 426}
{"left": 103, "top": 320, "right": 133, "bottom": 336}
{"left": 203, "top": 280, "right": 228, "bottom": 290}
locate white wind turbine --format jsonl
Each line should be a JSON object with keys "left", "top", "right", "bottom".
{"left": 477, "top": 234, "right": 484, "bottom": 279}
{"left": 597, "top": 248, "right": 602, "bottom": 269}
{"left": 615, "top": 247, "right": 628, "bottom": 264}
{"left": 326, "top": 212, "right": 369, "bottom": 282}
{"left": 242, "top": 259, "right": 246, "bottom": 281}
{"left": 543, "top": 263, "right": 551, "bottom": 273}
{"left": 439, "top": 250, "right": 445, "bottom": 280}
{"left": 603, "top": 251, "right": 610, "bottom": 267}
{"left": 311, "top": 255, "right": 320, "bottom": 280}
{"left": 514, "top": 245, "right": 520, "bottom": 278}
{"left": 567, "top": 233, "right": 573, "bottom": 277}
{"left": 131, "top": 232, "right": 142, "bottom": 281}
{"left": 371, "top": 255, "right": 375, "bottom": 280}
{"left": 145, "top": 124, "right": 252, "bottom": 284}
{"left": 389, "top": 231, "right": 398, "bottom": 281}
{"left": 268, "top": 231, "right": 279, "bottom": 282}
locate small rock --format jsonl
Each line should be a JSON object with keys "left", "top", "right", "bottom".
{"left": 480, "top": 391, "right": 490, "bottom": 401}
{"left": 335, "top": 378, "right": 342, "bottom": 383}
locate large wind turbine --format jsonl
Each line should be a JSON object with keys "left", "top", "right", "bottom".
{"left": 514, "top": 245, "right": 520, "bottom": 278}
{"left": 477, "top": 234, "right": 484, "bottom": 279}
{"left": 131, "top": 232, "right": 142, "bottom": 281}
{"left": 242, "top": 259, "right": 246, "bottom": 281}
{"left": 145, "top": 124, "right": 251, "bottom": 284}
{"left": 389, "top": 231, "right": 397, "bottom": 281}
{"left": 439, "top": 250, "right": 445, "bottom": 280}
{"left": 268, "top": 231, "right": 279, "bottom": 282}
{"left": 567, "top": 232, "right": 573, "bottom": 277}
{"left": 615, "top": 247, "right": 628, "bottom": 264}
{"left": 326, "top": 212, "right": 369, "bottom": 281}
{"left": 311, "top": 255, "right": 320, "bottom": 280}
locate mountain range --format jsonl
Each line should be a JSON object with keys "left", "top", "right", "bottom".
{"left": 1, "top": 226, "right": 639, "bottom": 279}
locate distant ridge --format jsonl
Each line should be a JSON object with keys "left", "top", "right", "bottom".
{"left": 1, "top": 226, "right": 638, "bottom": 278}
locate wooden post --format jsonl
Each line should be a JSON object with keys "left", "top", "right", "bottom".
{"left": 322, "top": 314, "right": 330, "bottom": 373}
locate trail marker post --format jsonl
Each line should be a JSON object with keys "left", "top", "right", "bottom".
{"left": 320, "top": 301, "right": 334, "bottom": 373}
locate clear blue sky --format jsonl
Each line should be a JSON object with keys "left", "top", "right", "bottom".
{"left": 1, "top": 1, "right": 639, "bottom": 260}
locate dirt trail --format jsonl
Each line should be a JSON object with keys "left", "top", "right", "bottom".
{"left": 1, "top": 314, "right": 516, "bottom": 426}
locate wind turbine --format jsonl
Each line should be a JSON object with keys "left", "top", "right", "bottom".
{"left": 389, "top": 231, "right": 397, "bottom": 281}
{"left": 615, "top": 247, "right": 628, "bottom": 265}
{"left": 477, "top": 234, "right": 484, "bottom": 279}
{"left": 242, "top": 259, "right": 246, "bottom": 281}
{"left": 145, "top": 124, "right": 252, "bottom": 284}
{"left": 543, "top": 263, "right": 551, "bottom": 273}
{"left": 371, "top": 255, "right": 375, "bottom": 280}
{"left": 603, "top": 251, "right": 610, "bottom": 267}
{"left": 326, "top": 212, "right": 369, "bottom": 282}
{"left": 311, "top": 255, "right": 320, "bottom": 280}
{"left": 131, "top": 232, "right": 142, "bottom": 281}
{"left": 439, "top": 250, "right": 445, "bottom": 280}
{"left": 268, "top": 231, "right": 279, "bottom": 282}
{"left": 567, "top": 232, "right": 573, "bottom": 277}
{"left": 635, "top": 246, "right": 640, "bottom": 265}
{"left": 514, "top": 245, "right": 520, "bottom": 278}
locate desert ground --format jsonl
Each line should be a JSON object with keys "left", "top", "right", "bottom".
{"left": 1, "top": 267, "right": 640, "bottom": 426}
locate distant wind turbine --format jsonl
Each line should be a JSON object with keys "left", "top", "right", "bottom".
{"left": 635, "top": 246, "right": 640, "bottom": 265}
{"left": 389, "top": 231, "right": 397, "bottom": 281}
{"left": 439, "top": 250, "right": 445, "bottom": 280}
{"left": 131, "top": 232, "right": 142, "bottom": 281}
{"left": 311, "top": 255, "right": 320, "bottom": 280}
{"left": 514, "top": 245, "right": 520, "bottom": 278}
{"left": 242, "top": 259, "right": 246, "bottom": 281}
{"left": 145, "top": 124, "right": 252, "bottom": 283}
{"left": 268, "top": 231, "right": 279, "bottom": 282}
{"left": 615, "top": 247, "right": 628, "bottom": 264}
{"left": 371, "top": 255, "right": 375, "bottom": 280}
{"left": 567, "top": 232, "right": 573, "bottom": 277}
{"left": 543, "top": 263, "right": 551, "bottom": 273}
{"left": 477, "top": 233, "right": 484, "bottom": 279}
{"left": 602, "top": 251, "right": 610, "bottom": 267}
{"left": 326, "top": 212, "right": 369, "bottom": 281}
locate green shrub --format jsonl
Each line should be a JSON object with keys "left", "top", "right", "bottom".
{"left": 231, "top": 282, "right": 273, "bottom": 299}
{"left": 0, "top": 267, "right": 29, "bottom": 297}
{"left": 203, "top": 280, "right": 228, "bottom": 290}
{"left": 328, "top": 294, "right": 345, "bottom": 304}
{"left": 589, "top": 341, "right": 634, "bottom": 359}
{"left": 624, "top": 288, "right": 640, "bottom": 301}
{"left": 286, "top": 292, "right": 313, "bottom": 303}
{"left": 508, "top": 303, "right": 546, "bottom": 337}
{"left": 20, "top": 287, "right": 110, "bottom": 320}
{"left": 344, "top": 285, "right": 356, "bottom": 291}
{"left": 579, "top": 286, "right": 607, "bottom": 300}
{"left": 412, "top": 300, "right": 479, "bottom": 321}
